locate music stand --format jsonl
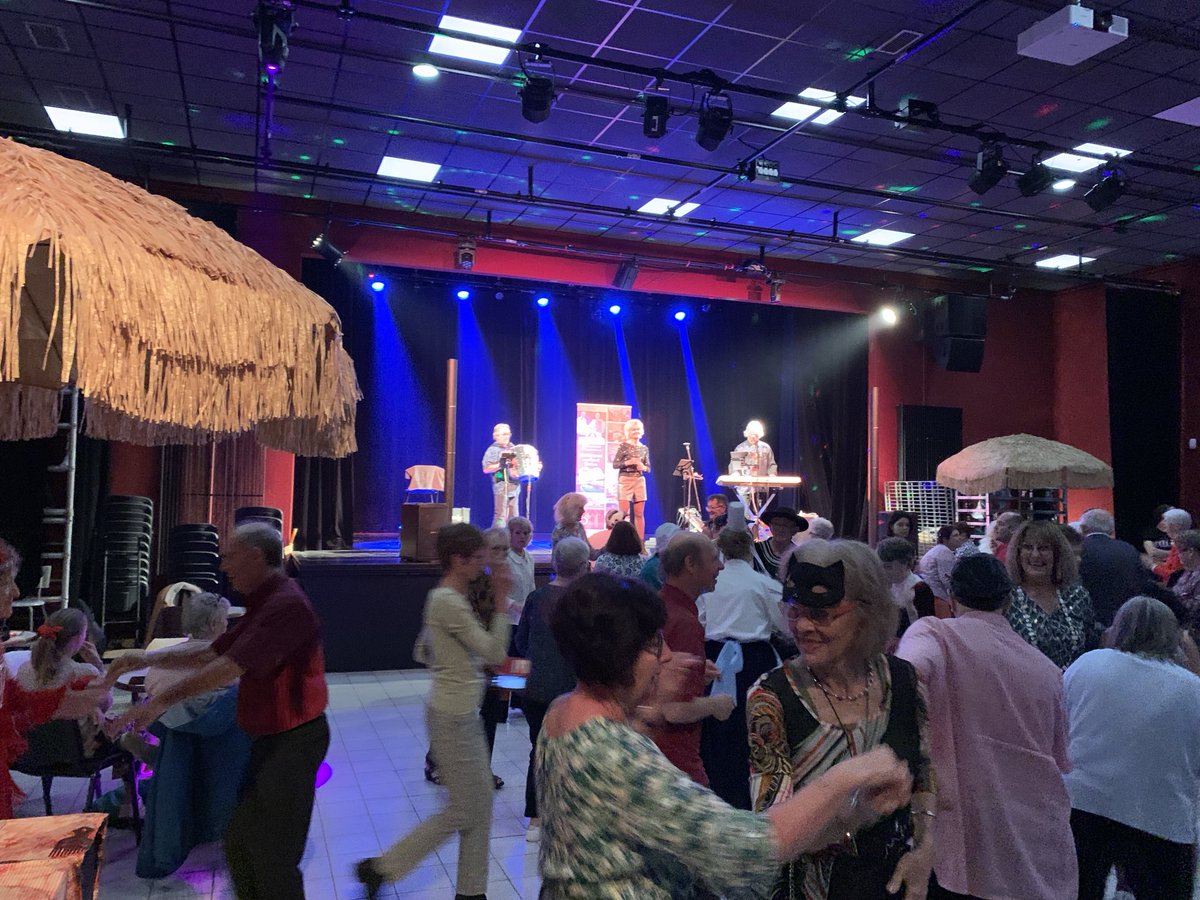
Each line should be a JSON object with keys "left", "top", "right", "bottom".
{"left": 673, "top": 459, "right": 702, "bottom": 529}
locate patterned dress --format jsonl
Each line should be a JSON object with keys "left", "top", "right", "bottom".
{"left": 536, "top": 716, "right": 779, "bottom": 899}
{"left": 746, "top": 655, "right": 932, "bottom": 900}
{"left": 551, "top": 521, "right": 587, "bottom": 548}
{"left": 1005, "top": 582, "right": 1098, "bottom": 669}
{"left": 592, "top": 552, "right": 646, "bottom": 580}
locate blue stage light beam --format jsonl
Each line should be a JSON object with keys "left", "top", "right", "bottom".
{"left": 536, "top": 295, "right": 551, "bottom": 308}
{"left": 456, "top": 288, "right": 471, "bottom": 300}
{"left": 676, "top": 325, "right": 718, "bottom": 498}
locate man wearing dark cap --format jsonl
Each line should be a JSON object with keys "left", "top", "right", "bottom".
{"left": 751, "top": 507, "right": 807, "bottom": 579}
{"left": 896, "top": 554, "right": 1076, "bottom": 900}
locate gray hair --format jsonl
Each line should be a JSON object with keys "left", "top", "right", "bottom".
{"left": 232, "top": 522, "right": 284, "bottom": 568}
{"left": 552, "top": 537, "right": 591, "bottom": 578}
{"left": 1078, "top": 508, "right": 1115, "bottom": 536}
{"left": 482, "top": 526, "right": 509, "bottom": 548}
{"left": 716, "top": 527, "right": 753, "bottom": 562}
{"left": 660, "top": 532, "right": 715, "bottom": 577}
{"left": 807, "top": 517, "right": 834, "bottom": 540}
{"left": 182, "top": 592, "right": 231, "bottom": 639}
{"left": 1163, "top": 508, "right": 1193, "bottom": 529}
{"left": 507, "top": 516, "right": 532, "bottom": 532}
{"left": 989, "top": 511, "right": 1024, "bottom": 544}
{"left": 1176, "top": 530, "right": 1200, "bottom": 553}
{"left": 1111, "top": 595, "right": 1181, "bottom": 661}
{"left": 787, "top": 539, "right": 897, "bottom": 661}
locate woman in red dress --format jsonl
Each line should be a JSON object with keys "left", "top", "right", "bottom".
{"left": 0, "top": 539, "right": 107, "bottom": 817}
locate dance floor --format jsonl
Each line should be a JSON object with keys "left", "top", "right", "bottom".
{"left": 10, "top": 669, "right": 1156, "bottom": 900}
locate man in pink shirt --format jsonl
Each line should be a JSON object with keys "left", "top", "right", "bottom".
{"left": 897, "top": 554, "right": 1076, "bottom": 900}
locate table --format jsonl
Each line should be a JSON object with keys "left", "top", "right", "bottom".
{"left": 0, "top": 814, "right": 106, "bottom": 900}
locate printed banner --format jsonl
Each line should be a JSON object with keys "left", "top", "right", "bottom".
{"left": 575, "top": 403, "right": 631, "bottom": 533}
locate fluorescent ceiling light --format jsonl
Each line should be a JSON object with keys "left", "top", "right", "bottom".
{"left": 1035, "top": 254, "right": 1095, "bottom": 270}
{"left": 637, "top": 198, "right": 700, "bottom": 217}
{"left": 851, "top": 228, "right": 914, "bottom": 247}
{"left": 1043, "top": 143, "right": 1131, "bottom": 173}
{"left": 1153, "top": 96, "right": 1200, "bottom": 126}
{"left": 771, "top": 88, "right": 865, "bottom": 125}
{"left": 428, "top": 15, "right": 521, "bottom": 65}
{"left": 376, "top": 156, "right": 441, "bottom": 182}
{"left": 1051, "top": 179, "right": 1076, "bottom": 191}
{"left": 44, "top": 106, "right": 124, "bottom": 139}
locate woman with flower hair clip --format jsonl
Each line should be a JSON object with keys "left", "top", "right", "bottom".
{"left": 0, "top": 539, "right": 110, "bottom": 816}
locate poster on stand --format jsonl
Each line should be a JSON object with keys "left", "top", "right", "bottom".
{"left": 575, "top": 403, "right": 631, "bottom": 534}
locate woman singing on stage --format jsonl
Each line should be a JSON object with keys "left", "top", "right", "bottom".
{"left": 612, "top": 418, "right": 650, "bottom": 541}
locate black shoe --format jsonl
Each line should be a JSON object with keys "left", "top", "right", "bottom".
{"left": 355, "top": 858, "right": 384, "bottom": 900}
{"left": 492, "top": 774, "right": 504, "bottom": 790}
{"left": 454, "top": 895, "right": 488, "bottom": 900}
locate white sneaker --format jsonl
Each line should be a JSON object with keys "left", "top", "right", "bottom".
{"left": 525, "top": 824, "right": 541, "bottom": 843}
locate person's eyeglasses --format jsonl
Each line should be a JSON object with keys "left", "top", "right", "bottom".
{"left": 645, "top": 629, "right": 665, "bottom": 660}
{"left": 781, "top": 600, "right": 856, "bottom": 626}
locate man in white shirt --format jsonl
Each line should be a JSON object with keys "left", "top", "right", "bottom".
{"left": 505, "top": 516, "right": 536, "bottom": 623}
{"left": 697, "top": 527, "right": 789, "bottom": 809}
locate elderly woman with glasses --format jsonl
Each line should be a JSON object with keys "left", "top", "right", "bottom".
{"left": 535, "top": 573, "right": 913, "bottom": 900}
{"left": 747, "top": 540, "right": 934, "bottom": 900}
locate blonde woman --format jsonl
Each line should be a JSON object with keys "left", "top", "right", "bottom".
{"left": 551, "top": 492, "right": 588, "bottom": 547}
{"left": 612, "top": 418, "right": 651, "bottom": 540}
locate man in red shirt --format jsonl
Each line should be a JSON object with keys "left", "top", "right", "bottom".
{"left": 105, "top": 523, "right": 329, "bottom": 899}
{"left": 652, "top": 532, "right": 734, "bottom": 786}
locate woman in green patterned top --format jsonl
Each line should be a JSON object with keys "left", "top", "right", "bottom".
{"left": 536, "top": 573, "right": 913, "bottom": 899}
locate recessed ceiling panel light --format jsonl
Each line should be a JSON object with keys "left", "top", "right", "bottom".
{"left": 1153, "top": 96, "right": 1200, "bottom": 127}
{"left": 851, "top": 228, "right": 914, "bottom": 246}
{"left": 429, "top": 15, "right": 521, "bottom": 65}
{"left": 376, "top": 156, "right": 441, "bottom": 182}
{"left": 771, "top": 88, "right": 865, "bottom": 125}
{"left": 1035, "top": 254, "right": 1096, "bottom": 269}
{"left": 1043, "top": 143, "right": 1131, "bottom": 173}
{"left": 1052, "top": 179, "right": 1076, "bottom": 191}
{"left": 412, "top": 63, "right": 439, "bottom": 79}
{"left": 637, "top": 198, "right": 699, "bottom": 217}
{"left": 44, "top": 106, "right": 124, "bottom": 138}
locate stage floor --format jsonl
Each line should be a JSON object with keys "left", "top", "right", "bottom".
{"left": 344, "top": 537, "right": 554, "bottom": 562}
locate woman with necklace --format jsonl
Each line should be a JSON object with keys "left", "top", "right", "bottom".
{"left": 748, "top": 540, "right": 935, "bottom": 900}
{"left": 1004, "top": 519, "right": 1099, "bottom": 669}
{"left": 535, "top": 573, "right": 914, "bottom": 900}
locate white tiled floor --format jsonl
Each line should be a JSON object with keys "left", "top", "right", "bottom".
{"left": 12, "top": 670, "right": 542, "bottom": 900}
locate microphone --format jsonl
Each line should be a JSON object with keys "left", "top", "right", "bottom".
{"left": 683, "top": 441, "right": 691, "bottom": 449}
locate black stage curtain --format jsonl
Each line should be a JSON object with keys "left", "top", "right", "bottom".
{"left": 1106, "top": 288, "right": 1180, "bottom": 542}
{"left": 302, "top": 261, "right": 869, "bottom": 540}
{"left": 293, "top": 456, "right": 355, "bottom": 550}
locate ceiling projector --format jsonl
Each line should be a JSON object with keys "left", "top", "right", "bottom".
{"left": 1017, "top": 5, "right": 1128, "bottom": 65}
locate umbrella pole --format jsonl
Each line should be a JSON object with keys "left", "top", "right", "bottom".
{"left": 445, "top": 359, "right": 458, "bottom": 513}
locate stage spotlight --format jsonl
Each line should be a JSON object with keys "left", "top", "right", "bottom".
{"left": 519, "top": 59, "right": 556, "bottom": 124}
{"left": 455, "top": 238, "right": 476, "bottom": 270}
{"left": 456, "top": 289, "right": 471, "bottom": 300}
{"left": 879, "top": 305, "right": 899, "bottom": 327}
{"left": 695, "top": 90, "right": 733, "bottom": 152}
{"left": 768, "top": 278, "right": 783, "bottom": 304}
{"left": 254, "top": 0, "right": 295, "bottom": 76}
{"left": 536, "top": 295, "right": 550, "bottom": 307}
{"left": 969, "top": 143, "right": 1008, "bottom": 195}
{"left": 412, "top": 63, "right": 439, "bottom": 79}
{"left": 311, "top": 233, "right": 344, "bottom": 265}
{"left": 1017, "top": 160, "right": 1056, "bottom": 197}
{"left": 369, "top": 276, "right": 386, "bottom": 293}
{"left": 613, "top": 259, "right": 639, "bottom": 290}
{"left": 608, "top": 304, "right": 622, "bottom": 316}
{"left": 673, "top": 310, "right": 687, "bottom": 322}
{"left": 644, "top": 88, "right": 670, "bottom": 139}
{"left": 1084, "top": 168, "right": 1127, "bottom": 212}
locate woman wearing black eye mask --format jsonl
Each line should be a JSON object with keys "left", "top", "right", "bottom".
{"left": 747, "top": 539, "right": 936, "bottom": 900}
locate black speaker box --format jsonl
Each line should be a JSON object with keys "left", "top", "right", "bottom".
{"left": 400, "top": 503, "right": 450, "bottom": 561}
{"left": 929, "top": 294, "right": 987, "bottom": 338}
{"left": 931, "top": 336, "right": 986, "bottom": 373}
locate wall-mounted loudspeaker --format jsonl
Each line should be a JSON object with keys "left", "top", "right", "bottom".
{"left": 925, "top": 294, "right": 987, "bottom": 372}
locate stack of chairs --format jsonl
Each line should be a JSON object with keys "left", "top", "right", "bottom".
{"left": 234, "top": 506, "right": 283, "bottom": 534}
{"left": 99, "top": 495, "right": 153, "bottom": 630}
{"left": 166, "top": 524, "right": 220, "bottom": 593}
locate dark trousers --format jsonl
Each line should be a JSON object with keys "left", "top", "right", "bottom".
{"left": 480, "top": 685, "right": 508, "bottom": 761}
{"left": 928, "top": 872, "right": 979, "bottom": 899}
{"left": 1072, "top": 807, "right": 1195, "bottom": 900}
{"left": 699, "top": 639, "right": 778, "bottom": 810}
{"left": 225, "top": 714, "right": 330, "bottom": 900}
{"left": 522, "top": 696, "right": 550, "bottom": 819}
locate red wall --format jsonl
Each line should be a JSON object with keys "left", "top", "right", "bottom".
{"left": 108, "top": 443, "right": 160, "bottom": 506}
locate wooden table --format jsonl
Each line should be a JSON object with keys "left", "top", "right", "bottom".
{"left": 0, "top": 813, "right": 106, "bottom": 900}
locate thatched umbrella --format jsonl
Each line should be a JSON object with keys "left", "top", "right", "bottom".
{"left": 0, "top": 137, "right": 359, "bottom": 457}
{"left": 936, "top": 433, "right": 1113, "bottom": 494}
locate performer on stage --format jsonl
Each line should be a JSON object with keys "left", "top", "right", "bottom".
{"left": 728, "top": 419, "right": 777, "bottom": 510}
{"left": 481, "top": 423, "right": 519, "bottom": 527}
{"left": 612, "top": 418, "right": 650, "bottom": 541}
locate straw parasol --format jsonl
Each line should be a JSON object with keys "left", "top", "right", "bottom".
{"left": 935, "top": 433, "right": 1113, "bottom": 494}
{"left": 0, "top": 137, "right": 359, "bottom": 457}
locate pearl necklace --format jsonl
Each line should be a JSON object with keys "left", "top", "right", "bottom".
{"left": 806, "top": 665, "right": 873, "bottom": 703}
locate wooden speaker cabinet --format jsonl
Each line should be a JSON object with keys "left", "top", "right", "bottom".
{"left": 400, "top": 504, "right": 450, "bottom": 561}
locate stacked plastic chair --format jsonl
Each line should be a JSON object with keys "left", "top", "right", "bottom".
{"left": 234, "top": 506, "right": 283, "bottom": 534}
{"left": 166, "top": 524, "right": 220, "bottom": 593}
{"left": 98, "top": 495, "right": 153, "bottom": 629}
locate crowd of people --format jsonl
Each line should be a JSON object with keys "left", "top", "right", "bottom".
{"left": 350, "top": 498, "right": 1200, "bottom": 900}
